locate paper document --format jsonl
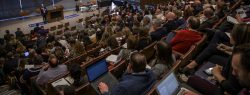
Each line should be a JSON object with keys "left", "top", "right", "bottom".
{"left": 225, "top": 32, "right": 231, "bottom": 38}
{"left": 122, "top": 43, "right": 127, "bottom": 48}
{"left": 51, "top": 78, "right": 70, "bottom": 87}
{"left": 227, "top": 16, "right": 239, "bottom": 24}
{"left": 25, "top": 65, "right": 34, "bottom": 69}
{"left": 106, "top": 55, "right": 118, "bottom": 63}
{"left": 65, "top": 76, "right": 74, "bottom": 84}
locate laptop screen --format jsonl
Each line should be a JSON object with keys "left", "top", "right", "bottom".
{"left": 86, "top": 59, "right": 108, "bottom": 82}
{"left": 156, "top": 72, "right": 179, "bottom": 95}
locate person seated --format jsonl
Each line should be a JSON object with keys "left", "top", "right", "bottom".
{"left": 58, "top": 85, "right": 76, "bottom": 95}
{"left": 72, "top": 41, "right": 86, "bottom": 56}
{"left": 141, "top": 17, "right": 151, "bottom": 30}
{"left": 4, "top": 30, "right": 12, "bottom": 43}
{"left": 34, "top": 24, "right": 41, "bottom": 33}
{"left": 37, "top": 26, "right": 48, "bottom": 37}
{"left": 184, "top": 23, "right": 250, "bottom": 73}
{"left": 106, "top": 35, "right": 119, "bottom": 50}
{"left": 231, "top": 44, "right": 250, "bottom": 95}
{"left": 162, "top": 12, "right": 179, "bottom": 33}
{"left": 173, "top": 10, "right": 186, "bottom": 28}
{"left": 78, "top": 32, "right": 92, "bottom": 46}
{"left": 99, "top": 26, "right": 118, "bottom": 48}
{"left": 170, "top": 16, "right": 203, "bottom": 54}
{"left": 20, "top": 55, "right": 43, "bottom": 94}
{"left": 98, "top": 52, "right": 156, "bottom": 95}
{"left": 117, "top": 35, "right": 137, "bottom": 61}
{"left": 69, "top": 63, "right": 85, "bottom": 87}
{"left": 3, "top": 52, "right": 19, "bottom": 75}
{"left": 36, "top": 54, "right": 67, "bottom": 85}
{"left": 150, "top": 19, "right": 168, "bottom": 41}
{"left": 0, "top": 58, "right": 5, "bottom": 85}
{"left": 15, "top": 28, "right": 24, "bottom": 41}
{"left": 185, "top": 24, "right": 250, "bottom": 95}
{"left": 22, "top": 55, "right": 43, "bottom": 81}
{"left": 199, "top": 7, "right": 219, "bottom": 31}
{"left": 155, "top": 9, "right": 164, "bottom": 20}
{"left": 136, "top": 28, "right": 151, "bottom": 51}
{"left": 149, "top": 41, "right": 176, "bottom": 79}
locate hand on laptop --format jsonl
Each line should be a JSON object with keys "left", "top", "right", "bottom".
{"left": 98, "top": 82, "right": 109, "bottom": 94}
{"left": 212, "top": 65, "right": 226, "bottom": 83}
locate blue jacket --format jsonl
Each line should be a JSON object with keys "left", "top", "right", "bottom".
{"left": 150, "top": 27, "right": 168, "bottom": 41}
{"left": 103, "top": 69, "right": 156, "bottom": 95}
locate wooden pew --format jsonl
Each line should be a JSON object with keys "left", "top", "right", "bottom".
{"left": 46, "top": 72, "right": 70, "bottom": 95}
{"left": 75, "top": 83, "right": 97, "bottom": 95}
{"left": 110, "top": 60, "right": 128, "bottom": 79}
{"left": 140, "top": 41, "right": 157, "bottom": 62}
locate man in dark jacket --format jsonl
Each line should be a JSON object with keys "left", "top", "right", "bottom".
{"left": 15, "top": 28, "right": 24, "bottom": 41}
{"left": 199, "top": 7, "right": 219, "bottom": 31}
{"left": 150, "top": 19, "right": 168, "bottom": 41}
{"left": 98, "top": 52, "right": 156, "bottom": 95}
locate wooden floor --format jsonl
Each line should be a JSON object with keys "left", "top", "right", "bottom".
{"left": 0, "top": 8, "right": 104, "bottom": 38}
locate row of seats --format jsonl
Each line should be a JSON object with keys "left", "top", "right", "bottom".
{"left": 146, "top": 0, "right": 243, "bottom": 94}
{"left": 49, "top": 18, "right": 85, "bottom": 35}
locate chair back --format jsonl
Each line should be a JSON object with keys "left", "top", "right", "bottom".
{"left": 140, "top": 41, "right": 156, "bottom": 62}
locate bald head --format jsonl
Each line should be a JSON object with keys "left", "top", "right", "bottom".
{"left": 165, "top": 12, "right": 176, "bottom": 21}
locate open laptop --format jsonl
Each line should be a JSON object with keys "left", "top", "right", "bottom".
{"left": 156, "top": 72, "right": 193, "bottom": 95}
{"left": 86, "top": 59, "right": 118, "bottom": 94}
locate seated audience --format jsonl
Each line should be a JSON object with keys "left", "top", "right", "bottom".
{"left": 150, "top": 19, "right": 167, "bottom": 41}
{"left": 186, "top": 24, "right": 250, "bottom": 95}
{"left": 98, "top": 52, "right": 156, "bottom": 95}
{"left": 149, "top": 41, "right": 176, "bottom": 79}
{"left": 0, "top": 1, "right": 247, "bottom": 94}
{"left": 69, "top": 63, "right": 85, "bottom": 87}
{"left": 0, "top": 58, "right": 5, "bottom": 85}
{"left": 36, "top": 54, "right": 67, "bottom": 85}
{"left": 34, "top": 24, "right": 41, "bottom": 33}
{"left": 37, "top": 26, "right": 48, "bottom": 37}
{"left": 15, "top": 28, "right": 24, "bottom": 41}
{"left": 170, "top": 16, "right": 202, "bottom": 54}
{"left": 184, "top": 23, "right": 250, "bottom": 73}
{"left": 162, "top": 12, "right": 179, "bottom": 33}
{"left": 117, "top": 35, "right": 137, "bottom": 61}
{"left": 4, "top": 30, "right": 12, "bottom": 42}
{"left": 3, "top": 52, "right": 19, "bottom": 75}
{"left": 141, "top": 17, "right": 151, "bottom": 30}
{"left": 136, "top": 28, "right": 151, "bottom": 50}
{"left": 58, "top": 85, "right": 76, "bottom": 95}
{"left": 199, "top": 7, "right": 219, "bottom": 30}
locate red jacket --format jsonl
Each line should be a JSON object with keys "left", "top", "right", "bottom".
{"left": 170, "top": 29, "right": 202, "bottom": 54}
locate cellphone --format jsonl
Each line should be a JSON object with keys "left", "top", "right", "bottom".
{"left": 204, "top": 68, "right": 213, "bottom": 76}
{"left": 24, "top": 52, "right": 29, "bottom": 57}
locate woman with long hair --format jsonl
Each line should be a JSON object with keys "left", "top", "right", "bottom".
{"left": 150, "top": 41, "right": 176, "bottom": 79}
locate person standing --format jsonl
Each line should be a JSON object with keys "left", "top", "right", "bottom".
{"left": 40, "top": 4, "right": 48, "bottom": 23}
